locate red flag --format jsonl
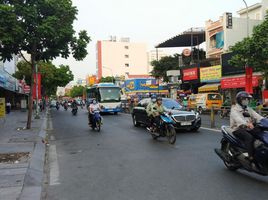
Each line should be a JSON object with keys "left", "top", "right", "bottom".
{"left": 33, "top": 73, "right": 42, "bottom": 100}
{"left": 245, "top": 67, "right": 253, "bottom": 94}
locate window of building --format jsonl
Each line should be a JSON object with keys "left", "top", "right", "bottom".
{"left": 125, "top": 55, "right": 129, "bottom": 58}
{"left": 124, "top": 46, "right": 129, "bottom": 49}
{"left": 125, "top": 63, "right": 129, "bottom": 67}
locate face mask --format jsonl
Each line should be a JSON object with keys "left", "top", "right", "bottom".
{"left": 241, "top": 98, "right": 249, "bottom": 106}
{"left": 93, "top": 100, "right": 96, "bottom": 104}
{"left": 152, "top": 99, "right": 156, "bottom": 103}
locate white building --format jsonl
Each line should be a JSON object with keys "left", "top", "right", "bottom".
{"left": 96, "top": 37, "right": 148, "bottom": 80}
{"left": 238, "top": 0, "right": 268, "bottom": 20}
{"left": 56, "top": 87, "right": 65, "bottom": 96}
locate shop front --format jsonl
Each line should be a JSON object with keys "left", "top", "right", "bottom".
{"left": 221, "top": 75, "right": 262, "bottom": 103}
{"left": 181, "top": 67, "right": 199, "bottom": 94}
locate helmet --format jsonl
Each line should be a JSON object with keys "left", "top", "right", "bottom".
{"left": 156, "top": 97, "right": 162, "bottom": 101}
{"left": 151, "top": 94, "right": 157, "bottom": 99}
{"left": 236, "top": 91, "right": 252, "bottom": 106}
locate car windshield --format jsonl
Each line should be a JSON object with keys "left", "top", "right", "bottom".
{"left": 163, "top": 99, "right": 182, "bottom": 110}
{"left": 208, "top": 94, "right": 221, "bottom": 100}
{"left": 99, "top": 87, "right": 121, "bottom": 102}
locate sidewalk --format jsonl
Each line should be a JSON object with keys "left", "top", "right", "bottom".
{"left": 200, "top": 113, "right": 229, "bottom": 130}
{"left": 0, "top": 110, "right": 48, "bottom": 200}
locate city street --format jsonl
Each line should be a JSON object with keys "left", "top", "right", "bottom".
{"left": 45, "top": 108, "right": 268, "bottom": 200}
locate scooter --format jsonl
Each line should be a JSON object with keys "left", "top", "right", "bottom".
{"left": 90, "top": 111, "right": 102, "bottom": 132}
{"left": 64, "top": 103, "right": 68, "bottom": 111}
{"left": 72, "top": 107, "right": 78, "bottom": 116}
{"left": 215, "top": 118, "right": 268, "bottom": 176}
{"left": 148, "top": 113, "right": 176, "bottom": 145}
{"left": 56, "top": 104, "right": 60, "bottom": 110}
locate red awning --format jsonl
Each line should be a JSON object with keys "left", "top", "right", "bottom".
{"left": 221, "top": 76, "right": 260, "bottom": 89}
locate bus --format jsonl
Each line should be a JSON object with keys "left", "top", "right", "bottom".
{"left": 86, "top": 83, "right": 122, "bottom": 114}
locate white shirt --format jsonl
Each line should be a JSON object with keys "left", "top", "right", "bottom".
{"left": 230, "top": 104, "right": 263, "bottom": 131}
{"left": 89, "top": 103, "right": 101, "bottom": 113}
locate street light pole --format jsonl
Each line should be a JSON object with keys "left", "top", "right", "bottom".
{"left": 242, "top": 0, "right": 249, "bottom": 37}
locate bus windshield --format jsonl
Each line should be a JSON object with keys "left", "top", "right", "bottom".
{"left": 99, "top": 87, "right": 121, "bottom": 102}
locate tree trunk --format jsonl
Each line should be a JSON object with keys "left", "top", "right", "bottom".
{"left": 26, "top": 55, "right": 36, "bottom": 129}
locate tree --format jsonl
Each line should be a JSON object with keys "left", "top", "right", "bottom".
{"left": 151, "top": 55, "right": 179, "bottom": 82}
{"left": 13, "top": 61, "right": 74, "bottom": 96}
{"left": 99, "top": 76, "right": 114, "bottom": 83}
{"left": 70, "top": 85, "right": 85, "bottom": 98}
{"left": 229, "top": 11, "right": 268, "bottom": 88}
{"left": 0, "top": 1, "right": 91, "bottom": 128}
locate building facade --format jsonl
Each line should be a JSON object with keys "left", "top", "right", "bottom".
{"left": 238, "top": 0, "right": 268, "bottom": 20}
{"left": 147, "top": 50, "right": 169, "bottom": 75}
{"left": 96, "top": 37, "right": 148, "bottom": 80}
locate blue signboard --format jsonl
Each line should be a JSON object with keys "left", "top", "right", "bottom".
{"left": 124, "top": 79, "right": 167, "bottom": 93}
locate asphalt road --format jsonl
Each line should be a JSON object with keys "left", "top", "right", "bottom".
{"left": 45, "top": 108, "right": 268, "bottom": 200}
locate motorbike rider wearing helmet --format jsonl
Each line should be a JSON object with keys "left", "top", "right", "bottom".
{"left": 230, "top": 91, "right": 264, "bottom": 160}
{"left": 88, "top": 99, "right": 101, "bottom": 125}
{"left": 148, "top": 97, "right": 166, "bottom": 132}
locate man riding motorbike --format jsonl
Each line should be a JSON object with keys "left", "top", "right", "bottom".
{"left": 230, "top": 91, "right": 264, "bottom": 161}
{"left": 147, "top": 97, "right": 166, "bottom": 134}
{"left": 88, "top": 99, "right": 102, "bottom": 125}
{"left": 71, "top": 100, "right": 78, "bottom": 114}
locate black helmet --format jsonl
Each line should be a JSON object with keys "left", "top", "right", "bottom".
{"left": 236, "top": 91, "right": 252, "bottom": 105}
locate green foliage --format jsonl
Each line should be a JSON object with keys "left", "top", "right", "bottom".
{"left": 0, "top": 0, "right": 91, "bottom": 62}
{"left": 151, "top": 55, "right": 179, "bottom": 82}
{"left": 229, "top": 11, "right": 268, "bottom": 87}
{"left": 13, "top": 61, "right": 74, "bottom": 96}
{"left": 99, "top": 76, "right": 114, "bottom": 83}
{"left": 70, "top": 85, "right": 85, "bottom": 98}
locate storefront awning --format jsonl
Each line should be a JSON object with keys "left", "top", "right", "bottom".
{"left": 198, "top": 83, "right": 220, "bottom": 93}
{"left": 156, "top": 27, "right": 205, "bottom": 48}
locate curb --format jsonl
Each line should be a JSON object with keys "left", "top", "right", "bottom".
{"left": 19, "top": 110, "right": 49, "bottom": 200}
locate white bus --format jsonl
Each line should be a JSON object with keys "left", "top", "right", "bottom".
{"left": 86, "top": 83, "right": 122, "bottom": 114}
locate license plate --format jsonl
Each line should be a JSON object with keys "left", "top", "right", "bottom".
{"left": 181, "top": 122, "right": 192, "bottom": 126}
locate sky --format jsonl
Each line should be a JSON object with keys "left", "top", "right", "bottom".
{"left": 53, "top": 0, "right": 259, "bottom": 80}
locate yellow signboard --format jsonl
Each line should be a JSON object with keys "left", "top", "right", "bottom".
{"left": 0, "top": 98, "right": 5, "bottom": 118}
{"left": 200, "top": 65, "right": 222, "bottom": 83}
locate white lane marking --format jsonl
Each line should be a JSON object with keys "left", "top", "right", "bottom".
{"left": 200, "top": 127, "right": 221, "bottom": 133}
{"left": 49, "top": 144, "right": 60, "bottom": 186}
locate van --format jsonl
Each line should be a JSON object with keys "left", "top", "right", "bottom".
{"left": 188, "top": 94, "right": 197, "bottom": 110}
{"left": 195, "top": 93, "right": 222, "bottom": 112}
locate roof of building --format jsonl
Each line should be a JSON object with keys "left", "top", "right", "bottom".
{"left": 237, "top": 3, "right": 262, "bottom": 15}
{"left": 155, "top": 27, "right": 205, "bottom": 48}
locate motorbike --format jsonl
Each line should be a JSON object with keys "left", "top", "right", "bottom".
{"left": 72, "top": 106, "right": 78, "bottom": 116}
{"left": 56, "top": 104, "right": 60, "bottom": 110}
{"left": 90, "top": 111, "right": 102, "bottom": 132}
{"left": 64, "top": 103, "right": 68, "bottom": 111}
{"left": 148, "top": 113, "right": 176, "bottom": 145}
{"left": 215, "top": 118, "right": 268, "bottom": 176}
{"left": 220, "top": 106, "right": 230, "bottom": 118}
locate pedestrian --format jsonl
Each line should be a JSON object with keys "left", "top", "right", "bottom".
{"left": 6, "top": 101, "right": 11, "bottom": 114}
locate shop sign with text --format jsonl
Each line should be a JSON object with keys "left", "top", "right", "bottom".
{"left": 183, "top": 68, "right": 198, "bottom": 81}
{"left": 200, "top": 65, "right": 222, "bottom": 83}
{"left": 221, "top": 76, "right": 260, "bottom": 89}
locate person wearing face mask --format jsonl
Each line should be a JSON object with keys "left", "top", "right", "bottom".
{"left": 230, "top": 91, "right": 264, "bottom": 160}
{"left": 88, "top": 99, "right": 101, "bottom": 125}
{"left": 146, "top": 95, "right": 157, "bottom": 131}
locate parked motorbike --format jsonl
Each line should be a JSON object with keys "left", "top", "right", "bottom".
{"left": 215, "top": 118, "right": 268, "bottom": 176}
{"left": 90, "top": 111, "right": 102, "bottom": 132}
{"left": 72, "top": 107, "right": 78, "bottom": 116}
{"left": 148, "top": 113, "right": 176, "bottom": 144}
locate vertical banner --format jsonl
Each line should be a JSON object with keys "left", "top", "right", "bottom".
{"left": 33, "top": 73, "right": 42, "bottom": 100}
{"left": 245, "top": 67, "right": 253, "bottom": 94}
{"left": 0, "top": 98, "right": 5, "bottom": 118}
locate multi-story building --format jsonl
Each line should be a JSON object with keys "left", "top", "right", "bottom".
{"left": 238, "top": 0, "right": 268, "bottom": 20}
{"left": 96, "top": 37, "right": 148, "bottom": 80}
{"left": 205, "top": 12, "right": 262, "bottom": 59}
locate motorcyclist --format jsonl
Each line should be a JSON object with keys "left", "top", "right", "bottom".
{"left": 149, "top": 97, "right": 166, "bottom": 133}
{"left": 146, "top": 95, "right": 157, "bottom": 130}
{"left": 71, "top": 100, "right": 78, "bottom": 110}
{"left": 88, "top": 99, "right": 102, "bottom": 125}
{"left": 230, "top": 91, "right": 264, "bottom": 160}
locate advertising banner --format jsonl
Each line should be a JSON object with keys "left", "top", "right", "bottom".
{"left": 182, "top": 68, "right": 198, "bottom": 81}
{"left": 0, "top": 98, "right": 5, "bottom": 118}
{"left": 33, "top": 73, "right": 42, "bottom": 100}
{"left": 221, "top": 76, "right": 260, "bottom": 89}
{"left": 200, "top": 65, "right": 222, "bottom": 83}
{"left": 245, "top": 67, "right": 253, "bottom": 94}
